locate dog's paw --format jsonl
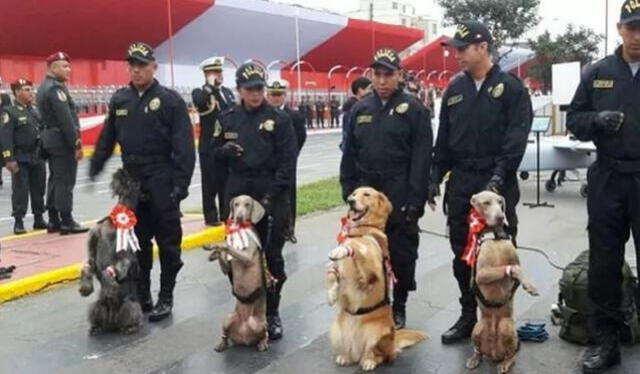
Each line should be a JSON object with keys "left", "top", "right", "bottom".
{"left": 257, "top": 339, "right": 269, "bottom": 352}
{"left": 89, "top": 325, "right": 102, "bottom": 336}
{"left": 208, "top": 250, "right": 220, "bottom": 262}
{"left": 497, "top": 360, "right": 515, "bottom": 374}
{"left": 360, "top": 359, "right": 378, "bottom": 371}
{"left": 78, "top": 282, "right": 94, "bottom": 297}
{"left": 329, "top": 246, "right": 351, "bottom": 261}
{"left": 121, "top": 325, "right": 140, "bottom": 335}
{"left": 327, "top": 288, "right": 337, "bottom": 306}
{"left": 214, "top": 339, "right": 229, "bottom": 352}
{"left": 335, "top": 355, "right": 350, "bottom": 366}
{"left": 466, "top": 353, "right": 482, "bottom": 370}
{"left": 522, "top": 282, "right": 539, "bottom": 297}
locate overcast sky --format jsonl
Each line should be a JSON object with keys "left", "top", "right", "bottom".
{"left": 275, "top": 0, "right": 624, "bottom": 55}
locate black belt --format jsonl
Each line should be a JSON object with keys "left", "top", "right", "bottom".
{"left": 598, "top": 155, "right": 640, "bottom": 174}
{"left": 453, "top": 157, "right": 496, "bottom": 171}
{"left": 122, "top": 154, "right": 171, "bottom": 165}
{"left": 358, "top": 162, "right": 408, "bottom": 178}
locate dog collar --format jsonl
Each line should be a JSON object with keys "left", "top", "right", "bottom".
{"left": 345, "top": 297, "right": 389, "bottom": 316}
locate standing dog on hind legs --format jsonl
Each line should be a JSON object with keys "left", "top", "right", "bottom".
{"left": 463, "top": 191, "right": 539, "bottom": 373}
{"left": 78, "top": 168, "right": 144, "bottom": 335}
{"left": 212, "top": 195, "right": 270, "bottom": 352}
{"left": 327, "top": 187, "right": 427, "bottom": 371}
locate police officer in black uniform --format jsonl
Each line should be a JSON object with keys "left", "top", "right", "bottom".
{"left": 330, "top": 96, "right": 340, "bottom": 128}
{"left": 432, "top": 21, "right": 533, "bottom": 344}
{"left": 568, "top": 4, "right": 640, "bottom": 372}
{"left": 90, "top": 42, "right": 196, "bottom": 322}
{"left": 37, "top": 52, "right": 88, "bottom": 235}
{"left": 1, "top": 79, "right": 47, "bottom": 234}
{"left": 340, "top": 48, "right": 433, "bottom": 329}
{"left": 266, "top": 78, "right": 307, "bottom": 242}
{"left": 192, "top": 57, "right": 236, "bottom": 225}
{"left": 214, "top": 63, "right": 296, "bottom": 340}
{"left": 304, "top": 96, "right": 314, "bottom": 129}
{"left": 315, "top": 97, "right": 325, "bottom": 128}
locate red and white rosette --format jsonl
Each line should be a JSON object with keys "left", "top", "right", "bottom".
{"left": 461, "top": 208, "right": 487, "bottom": 268}
{"left": 109, "top": 204, "right": 141, "bottom": 253}
{"left": 225, "top": 219, "right": 261, "bottom": 251}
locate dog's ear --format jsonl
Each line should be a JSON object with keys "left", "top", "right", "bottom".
{"left": 250, "top": 199, "right": 266, "bottom": 224}
{"left": 500, "top": 196, "right": 509, "bottom": 226}
{"left": 228, "top": 198, "right": 236, "bottom": 220}
{"left": 377, "top": 191, "right": 392, "bottom": 217}
{"left": 470, "top": 194, "right": 478, "bottom": 210}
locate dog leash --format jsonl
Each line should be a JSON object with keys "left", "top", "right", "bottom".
{"left": 517, "top": 323, "right": 549, "bottom": 342}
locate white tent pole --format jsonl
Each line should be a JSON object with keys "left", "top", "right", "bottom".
{"left": 295, "top": 7, "right": 302, "bottom": 103}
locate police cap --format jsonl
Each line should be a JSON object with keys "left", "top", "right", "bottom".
{"left": 126, "top": 42, "right": 156, "bottom": 64}
{"left": 621, "top": 0, "right": 640, "bottom": 24}
{"left": 267, "top": 78, "right": 289, "bottom": 94}
{"left": 441, "top": 21, "right": 493, "bottom": 48}
{"left": 236, "top": 63, "right": 266, "bottom": 89}
{"left": 201, "top": 56, "right": 225, "bottom": 72}
{"left": 370, "top": 48, "right": 402, "bottom": 71}
{"left": 46, "top": 51, "right": 71, "bottom": 65}
{"left": 10, "top": 78, "right": 33, "bottom": 92}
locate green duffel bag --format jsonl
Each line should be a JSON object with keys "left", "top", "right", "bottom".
{"left": 557, "top": 250, "right": 640, "bottom": 345}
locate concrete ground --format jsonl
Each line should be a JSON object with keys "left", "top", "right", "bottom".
{"left": 1, "top": 168, "right": 639, "bottom": 373}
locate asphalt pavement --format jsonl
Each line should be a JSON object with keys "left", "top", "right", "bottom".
{"left": 1, "top": 170, "right": 639, "bottom": 373}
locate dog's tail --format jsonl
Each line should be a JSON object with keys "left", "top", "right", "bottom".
{"left": 394, "top": 329, "right": 428, "bottom": 352}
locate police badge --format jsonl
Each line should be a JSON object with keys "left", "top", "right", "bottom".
{"left": 149, "top": 97, "right": 161, "bottom": 111}
{"left": 1, "top": 112, "right": 9, "bottom": 125}
{"left": 57, "top": 89, "right": 67, "bottom": 102}
{"left": 395, "top": 102, "right": 409, "bottom": 114}
{"left": 261, "top": 119, "right": 275, "bottom": 132}
{"left": 491, "top": 83, "right": 505, "bottom": 99}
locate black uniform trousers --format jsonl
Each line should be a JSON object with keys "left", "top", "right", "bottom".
{"left": 200, "top": 152, "right": 227, "bottom": 223}
{"left": 445, "top": 167, "right": 519, "bottom": 314}
{"left": 586, "top": 160, "right": 640, "bottom": 335}
{"left": 45, "top": 150, "right": 77, "bottom": 214}
{"left": 330, "top": 111, "right": 339, "bottom": 128}
{"left": 11, "top": 159, "right": 46, "bottom": 218}
{"left": 358, "top": 168, "right": 420, "bottom": 295}
{"left": 126, "top": 163, "right": 183, "bottom": 301}
{"left": 224, "top": 172, "right": 289, "bottom": 315}
{"left": 316, "top": 111, "right": 324, "bottom": 127}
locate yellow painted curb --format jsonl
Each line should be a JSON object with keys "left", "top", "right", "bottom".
{"left": 0, "top": 225, "right": 226, "bottom": 304}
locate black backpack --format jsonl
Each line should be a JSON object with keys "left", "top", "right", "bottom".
{"left": 557, "top": 250, "right": 640, "bottom": 345}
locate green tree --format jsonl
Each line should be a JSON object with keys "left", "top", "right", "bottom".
{"left": 438, "top": 0, "right": 541, "bottom": 61}
{"left": 529, "top": 25, "right": 603, "bottom": 91}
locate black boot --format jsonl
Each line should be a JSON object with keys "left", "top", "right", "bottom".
{"left": 149, "top": 297, "right": 173, "bottom": 322}
{"left": 33, "top": 214, "right": 47, "bottom": 230}
{"left": 393, "top": 288, "right": 408, "bottom": 329}
{"left": 582, "top": 332, "right": 621, "bottom": 373}
{"left": 137, "top": 271, "right": 153, "bottom": 313}
{"left": 47, "top": 209, "right": 61, "bottom": 233}
{"left": 13, "top": 217, "right": 26, "bottom": 235}
{"left": 267, "top": 283, "right": 284, "bottom": 340}
{"left": 442, "top": 295, "right": 477, "bottom": 344}
{"left": 149, "top": 268, "right": 179, "bottom": 322}
{"left": 60, "top": 212, "right": 89, "bottom": 235}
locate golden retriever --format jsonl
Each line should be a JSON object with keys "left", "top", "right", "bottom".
{"left": 327, "top": 187, "right": 427, "bottom": 371}
{"left": 465, "top": 191, "right": 539, "bottom": 374}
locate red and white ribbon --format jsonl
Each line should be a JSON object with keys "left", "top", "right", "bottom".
{"left": 109, "top": 204, "right": 140, "bottom": 253}
{"left": 225, "top": 219, "right": 261, "bottom": 251}
{"left": 461, "top": 208, "right": 487, "bottom": 268}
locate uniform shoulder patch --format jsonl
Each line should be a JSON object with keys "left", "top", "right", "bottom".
{"left": 56, "top": 89, "right": 67, "bottom": 102}
{"left": 491, "top": 83, "right": 505, "bottom": 98}
{"left": 1, "top": 112, "right": 9, "bottom": 125}
{"left": 260, "top": 119, "right": 275, "bottom": 132}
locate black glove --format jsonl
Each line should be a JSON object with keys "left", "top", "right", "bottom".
{"left": 595, "top": 111, "right": 624, "bottom": 135}
{"left": 88, "top": 160, "right": 101, "bottom": 181}
{"left": 403, "top": 205, "right": 420, "bottom": 224}
{"left": 427, "top": 183, "right": 440, "bottom": 208}
{"left": 170, "top": 186, "right": 189, "bottom": 204}
{"left": 485, "top": 175, "right": 503, "bottom": 193}
{"left": 260, "top": 195, "right": 273, "bottom": 215}
{"left": 220, "top": 142, "right": 244, "bottom": 159}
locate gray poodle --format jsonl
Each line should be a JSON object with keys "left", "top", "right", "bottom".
{"left": 78, "top": 168, "right": 144, "bottom": 335}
